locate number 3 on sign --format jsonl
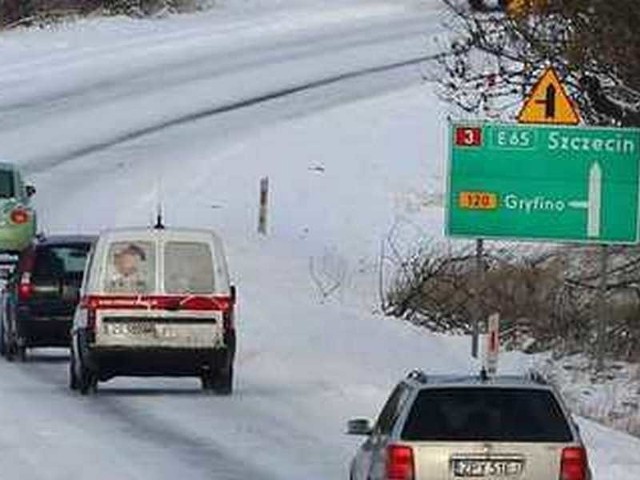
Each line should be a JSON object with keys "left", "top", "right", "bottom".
{"left": 459, "top": 191, "right": 498, "bottom": 210}
{"left": 455, "top": 127, "right": 482, "bottom": 147}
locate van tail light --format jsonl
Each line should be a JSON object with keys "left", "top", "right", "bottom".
{"left": 80, "top": 296, "right": 97, "bottom": 334}
{"left": 560, "top": 447, "right": 588, "bottom": 480}
{"left": 18, "top": 273, "right": 33, "bottom": 301}
{"left": 10, "top": 208, "right": 30, "bottom": 225}
{"left": 385, "top": 444, "right": 414, "bottom": 480}
{"left": 86, "top": 307, "right": 96, "bottom": 333}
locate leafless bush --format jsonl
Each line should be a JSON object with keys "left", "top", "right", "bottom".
{"left": 382, "top": 237, "right": 640, "bottom": 361}
{"left": 309, "top": 248, "right": 348, "bottom": 303}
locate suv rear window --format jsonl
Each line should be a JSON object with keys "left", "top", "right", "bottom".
{"left": 32, "top": 244, "right": 91, "bottom": 280}
{"left": 0, "top": 170, "right": 15, "bottom": 198}
{"left": 164, "top": 242, "right": 215, "bottom": 294}
{"left": 401, "top": 388, "right": 573, "bottom": 442}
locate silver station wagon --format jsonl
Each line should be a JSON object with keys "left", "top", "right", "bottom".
{"left": 347, "top": 370, "right": 591, "bottom": 480}
{"left": 70, "top": 225, "right": 236, "bottom": 395}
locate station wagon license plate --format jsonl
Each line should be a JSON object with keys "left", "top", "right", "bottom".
{"left": 451, "top": 458, "right": 523, "bottom": 478}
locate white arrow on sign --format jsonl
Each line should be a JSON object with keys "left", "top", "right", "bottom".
{"left": 567, "top": 161, "right": 603, "bottom": 238}
{"left": 587, "top": 162, "right": 602, "bottom": 238}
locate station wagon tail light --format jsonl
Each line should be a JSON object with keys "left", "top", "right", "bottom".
{"left": 560, "top": 447, "right": 588, "bottom": 480}
{"left": 18, "top": 273, "right": 33, "bottom": 300}
{"left": 10, "top": 208, "right": 30, "bottom": 225}
{"left": 386, "top": 444, "right": 414, "bottom": 480}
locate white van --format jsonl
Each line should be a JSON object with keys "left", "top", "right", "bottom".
{"left": 70, "top": 226, "right": 236, "bottom": 395}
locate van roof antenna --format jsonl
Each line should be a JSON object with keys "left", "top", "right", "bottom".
{"left": 154, "top": 203, "right": 165, "bottom": 230}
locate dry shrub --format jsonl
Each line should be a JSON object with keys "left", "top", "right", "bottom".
{"left": 383, "top": 240, "right": 640, "bottom": 362}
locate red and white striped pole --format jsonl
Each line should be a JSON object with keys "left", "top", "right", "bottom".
{"left": 485, "top": 313, "right": 500, "bottom": 375}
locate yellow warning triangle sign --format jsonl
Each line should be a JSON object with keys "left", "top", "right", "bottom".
{"left": 517, "top": 67, "right": 581, "bottom": 125}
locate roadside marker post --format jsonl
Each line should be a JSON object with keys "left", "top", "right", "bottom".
{"left": 258, "top": 177, "right": 269, "bottom": 235}
{"left": 484, "top": 313, "right": 500, "bottom": 375}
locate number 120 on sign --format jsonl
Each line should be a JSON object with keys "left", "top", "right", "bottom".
{"left": 459, "top": 191, "right": 498, "bottom": 210}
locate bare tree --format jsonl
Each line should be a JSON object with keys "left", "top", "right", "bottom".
{"left": 437, "top": 0, "right": 640, "bottom": 125}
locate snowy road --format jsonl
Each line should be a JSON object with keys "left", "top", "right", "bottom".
{"left": 0, "top": 1, "right": 638, "bottom": 478}
{"left": 0, "top": 2, "right": 440, "bottom": 167}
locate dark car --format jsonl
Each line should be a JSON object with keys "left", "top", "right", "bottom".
{"left": 0, "top": 235, "right": 95, "bottom": 361}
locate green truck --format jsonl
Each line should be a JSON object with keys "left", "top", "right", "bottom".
{"left": 0, "top": 162, "right": 37, "bottom": 254}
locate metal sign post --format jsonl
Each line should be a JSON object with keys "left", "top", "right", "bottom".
{"left": 472, "top": 239, "right": 484, "bottom": 358}
{"left": 596, "top": 245, "right": 609, "bottom": 371}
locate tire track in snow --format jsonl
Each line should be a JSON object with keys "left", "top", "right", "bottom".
{"left": 11, "top": 353, "right": 280, "bottom": 480}
{"left": 25, "top": 52, "right": 439, "bottom": 173}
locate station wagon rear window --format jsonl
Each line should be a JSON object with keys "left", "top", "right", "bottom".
{"left": 104, "top": 241, "right": 155, "bottom": 294}
{"left": 0, "top": 170, "right": 15, "bottom": 198}
{"left": 401, "top": 388, "right": 573, "bottom": 442}
{"left": 164, "top": 242, "right": 215, "bottom": 294}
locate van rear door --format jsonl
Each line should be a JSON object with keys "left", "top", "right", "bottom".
{"left": 94, "top": 238, "right": 227, "bottom": 349}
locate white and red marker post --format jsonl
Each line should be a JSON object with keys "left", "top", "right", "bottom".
{"left": 484, "top": 313, "right": 500, "bottom": 375}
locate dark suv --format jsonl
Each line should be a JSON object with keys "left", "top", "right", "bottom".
{"left": 0, "top": 235, "right": 95, "bottom": 361}
{"left": 347, "top": 370, "right": 591, "bottom": 480}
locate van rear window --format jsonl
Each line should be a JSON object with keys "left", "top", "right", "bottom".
{"left": 401, "top": 388, "right": 573, "bottom": 442}
{"left": 164, "top": 242, "right": 215, "bottom": 294}
{"left": 104, "top": 242, "right": 155, "bottom": 294}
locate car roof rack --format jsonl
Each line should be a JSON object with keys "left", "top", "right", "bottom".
{"left": 406, "top": 369, "right": 428, "bottom": 384}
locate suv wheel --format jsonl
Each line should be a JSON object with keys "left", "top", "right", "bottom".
{"left": 5, "top": 338, "right": 17, "bottom": 362}
{"left": 16, "top": 345, "right": 26, "bottom": 362}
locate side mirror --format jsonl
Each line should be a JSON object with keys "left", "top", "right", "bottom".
{"left": 25, "top": 185, "right": 36, "bottom": 197}
{"left": 347, "top": 418, "right": 373, "bottom": 436}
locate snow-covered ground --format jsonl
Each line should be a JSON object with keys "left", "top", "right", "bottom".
{"left": 535, "top": 353, "right": 640, "bottom": 437}
{"left": 0, "top": 1, "right": 638, "bottom": 478}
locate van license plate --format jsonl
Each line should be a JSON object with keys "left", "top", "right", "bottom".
{"left": 451, "top": 459, "right": 523, "bottom": 477}
{"left": 126, "top": 322, "right": 156, "bottom": 335}
{"left": 106, "top": 323, "right": 156, "bottom": 336}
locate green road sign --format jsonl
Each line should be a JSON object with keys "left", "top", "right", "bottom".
{"left": 447, "top": 122, "right": 640, "bottom": 244}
